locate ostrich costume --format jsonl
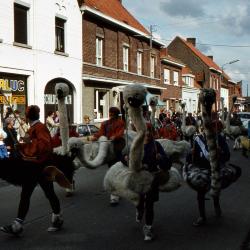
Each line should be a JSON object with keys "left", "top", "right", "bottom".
{"left": 103, "top": 85, "right": 153, "bottom": 205}
{"left": 183, "top": 88, "right": 241, "bottom": 225}
{"left": 225, "top": 95, "right": 247, "bottom": 150}
{"left": 103, "top": 84, "right": 181, "bottom": 206}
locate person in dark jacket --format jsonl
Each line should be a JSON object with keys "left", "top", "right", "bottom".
{"left": 137, "top": 123, "right": 172, "bottom": 241}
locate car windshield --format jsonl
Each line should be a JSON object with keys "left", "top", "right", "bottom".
{"left": 238, "top": 113, "right": 250, "bottom": 119}
{"left": 77, "top": 124, "right": 99, "bottom": 136}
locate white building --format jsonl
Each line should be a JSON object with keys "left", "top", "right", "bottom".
{"left": 220, "top": 87, "right": 229, "bottom": 110}
{"left": 0, "top": 0, "right": 82, "bottom": 123}
{"left": 182, "top": 71, "right": 200, "bottom": 114}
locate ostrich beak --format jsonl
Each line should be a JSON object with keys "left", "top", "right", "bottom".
{"left": 43, "top": 166, "right": 72, "bottom": 189}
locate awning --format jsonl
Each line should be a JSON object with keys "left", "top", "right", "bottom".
{"left": 83, "top": 75, "right": 167, "bottom": 90}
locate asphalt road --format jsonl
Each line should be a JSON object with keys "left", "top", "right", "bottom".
{"left": 0, "top": 142, "right": 250, "bottom": 250}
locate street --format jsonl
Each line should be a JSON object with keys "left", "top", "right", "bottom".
{"left": 0, "top": 143, "right": 250, "bottom": 250}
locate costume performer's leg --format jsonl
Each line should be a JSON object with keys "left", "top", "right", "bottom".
{"left": 39, "top": 177, "right": 60, "bottom": 214}
{"left": 213, "top": 195, "right": 222, "bottom": 217}
{"left": 18, "top": 181, "right": 37, "bottom": 220}
{"left": 193, "top": 191, "right": 206, "bottom": 226}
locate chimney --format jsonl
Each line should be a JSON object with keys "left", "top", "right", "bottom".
{"left": 208, "top": 55, "right": 213, "bottom": 60}
{"left": 186, "top": 38, "right": 196, "bottom": 47}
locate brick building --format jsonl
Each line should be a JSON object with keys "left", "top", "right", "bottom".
{"left": 78, "top": 0, "right": 165, "bottom": 121}
{"left": 167, "top": 37, "right": 221, "bottom": 110}
{"left": 160, "top": 49, "right": 185, "bottom": 112}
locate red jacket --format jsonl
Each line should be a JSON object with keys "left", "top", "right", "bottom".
{"left": 20, "top": 121, "right": 52, "bottom": 163}
{"left": 93, "top": 118, "right": 125, "bottom": 140}
{"left": 159, "top": 123, "right": 177, "bottom": 141}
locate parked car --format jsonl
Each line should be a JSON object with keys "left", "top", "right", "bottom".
{"left": 237, "top": 112, "right": 250, "bottom": 129}
{"left": 72, "top": 123, "right": 99, "bottom": 138}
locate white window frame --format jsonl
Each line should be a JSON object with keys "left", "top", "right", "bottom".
{"left": 123, "top": 45, "right": 129, "bottom": 72}
{"left": 173, "top": 71, "right": 179, "bottom": 86}
{"left": 137, "top": 50, "right": 142, "bottom": 75}
{"left": 96, "top": 37, "right": 103, "bottom": 66}
{"left": 163, "top": 68, "right": 170, "bottom": 84}
{"left": 150, "top": 56, "right": 155, "bottom": 78}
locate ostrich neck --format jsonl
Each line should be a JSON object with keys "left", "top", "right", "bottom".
{"left": 150, "top": 105, "right": 156, "bottom": 128}
{"left": 128, "top": 106, "right": 146, "bottom": 172}
{"left": 58, "top": 98, "right": 69, "bottom": 154}
{"left": 221, "top": 101, "right": 225, "bottom": 122}
{"left": 182, "top": 108, "right": 186, "bottom": 128}
{"left": 226, "top": 100, "right": 234, "bottom": 133}
{"left": 200, "top": 98, "right": 220, "bottom": 196}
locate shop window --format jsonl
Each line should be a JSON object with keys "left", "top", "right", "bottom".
{"left": 55, "top": 17, "right": 66, "bottom": 53}
{"left": 14, "top": 3, "right": 28, "bottom": 44}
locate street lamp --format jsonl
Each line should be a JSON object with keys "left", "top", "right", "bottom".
{"left": 220, "top": 59, "right": 239, "bottom": 112}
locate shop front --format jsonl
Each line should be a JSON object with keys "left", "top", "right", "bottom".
{"left": 44, "top": 78, "right": 74, "bottom": 124}
{"left": 0, "top": 73, "right": 27, "bottom": 124}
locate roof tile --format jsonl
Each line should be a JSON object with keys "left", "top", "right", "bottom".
{"left": 83, "top": 0, "right": 149, "bottom": 34}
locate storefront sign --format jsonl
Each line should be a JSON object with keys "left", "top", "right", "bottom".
{"left": 44, "top": 94, "right": 72, "bottom": 105}
{"left": 0, "top": 95, "right": 26, "bottom": 104}
{"left": 0, "top": 79, "right": 25, "bottom": 92}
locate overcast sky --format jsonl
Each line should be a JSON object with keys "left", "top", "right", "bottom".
{"left": 123, "top": 0, "right": 250, "bottom": 96}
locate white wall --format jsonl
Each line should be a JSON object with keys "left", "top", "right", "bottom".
{"left": 221, "top": 87, "right": 229, "bottom": 110}
{"left": 0, "top": 0, "right": 82, "bottom": 122}
{"left": 182, "top": 86, "right": 199, "bottom": 114}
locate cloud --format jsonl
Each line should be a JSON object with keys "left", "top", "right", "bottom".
{"left": 159, "top": 0, "right": 206, "bottom": 18}
{"left": 220, "top": 2, "right": 250, "bottom": 35}
{"left": 197, "top": 43, "right": 212, "bottom": 54}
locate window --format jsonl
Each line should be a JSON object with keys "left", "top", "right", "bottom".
{"left": 123, "top": 46, "right": 129, "bottom": 72}
{"left": 163, "top": 69, "right": 170, "bottom": 84}
{"left": 137, "top": 51, "right": 142, "bottom": 75}
{"left": 150, "top": 56, "right": 155, "bottom": 78}
{"left": 96, "top": 37, "right": 103, "bottom": 66}
{"left": 55, "top": 17, "right": 66, "bottom": 52}
{"left": 173, "top": 71, "right": 179, "bottom": 86}
{"left": 14, "top": 4, "right": 28, "bottom": 44}
{"left": 183, "top": 76, "right": 194, "bottom": 87}
{"left": 94, "top": 89, "right": 110, "bottom": 119}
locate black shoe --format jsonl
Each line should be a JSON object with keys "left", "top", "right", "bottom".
{"left": 192, "top": 217, "right": 206, "bottom": 227}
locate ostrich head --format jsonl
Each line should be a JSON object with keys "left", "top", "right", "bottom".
{"left": 199, "top": 88, "right": 216, "bottom": 112}
{"left": 123, "top": 85, "right": 147, "bottom": 108}
{"left": 55, "top": 83, "right": 69, "bottom": 100}
{"left": 149, "top": 96, "right": 158, "bottom": 107}
{"left": 68, "top": 137, "right": 84, "bottom": 155}
{"left": 181, "top": 102, "right": 186, "bottom": 109}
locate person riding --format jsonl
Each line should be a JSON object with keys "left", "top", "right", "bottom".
{"left": 92, "top": 106, "right": 125, "bottom": 165}
{"left": 91, "top": 107, "right": 125, "bottom": 206}
{"left": 159, "top": 117, "right": 177, "bottom": 140}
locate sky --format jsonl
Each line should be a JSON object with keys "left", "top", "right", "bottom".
{"left": 123, "top": 0, "right": 250, "bottom": 96}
